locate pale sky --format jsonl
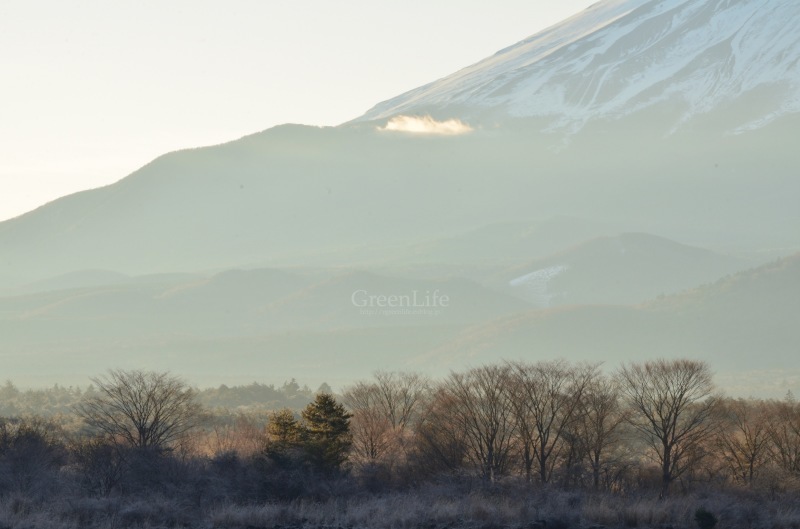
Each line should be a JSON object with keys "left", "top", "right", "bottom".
{"left": 0, "top": 1, "right": 596, "bottom": 221}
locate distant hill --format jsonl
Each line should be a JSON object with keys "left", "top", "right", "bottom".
{"left": 1, "top": 122, "right": 797, "bottom": 289}
{"left": 426, "top": 253, "right": 800, "bottom": 375}
{"left": 3, "top": 269, "right": 131, "bottom": 296}
{"left": 3, "top": 254, "right": 795, "bottom": 391}
{"left": 385, "top": 218, "right": 613, "bottom": 266}
{"left": 503, "top": 233, "right": 746, "bottom": 307}
{"left": 0, "top": 266, "right": 528, "bottom": 386}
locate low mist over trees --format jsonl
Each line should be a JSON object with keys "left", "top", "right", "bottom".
{"left": 1, "top": 362, "right": 800, "bottom": 528}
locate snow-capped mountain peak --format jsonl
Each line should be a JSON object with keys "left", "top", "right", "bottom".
{"left": 358, "top": 0, "right": 800, "bottom": 134}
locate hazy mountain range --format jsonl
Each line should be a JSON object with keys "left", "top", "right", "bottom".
{"left": 501, "top": 232, "right": 747, "bottom": 306}
{"left": 1, "top": 0, "right": 798, "bottom": 394}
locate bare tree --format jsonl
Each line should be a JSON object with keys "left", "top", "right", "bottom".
{"left": 351, "top": 407, "right": 393, "bottom": 463}
{"left": 411, "top": 388, "right": 468, "bottom": 476}
{"left": 571, "top": 373, "right": 628, "bottom": 489}
{"left": 343, "top": 372, "right": 429, "bottom": 466}
{"left": 767, "top": 397, "right": 800, "bottom": 476}
{"left": 0, "top": 417, "right": 64, "bottom": 496}
{"left": 70, "top": 436, "right": 125, "bottom": 497}
{"left": 372, "top": 371, "right": 429, "bottom": 430}
{"left": 442, "top": 365, "right": 517, "bottom": 481}
{"left": 77, "top": 370, "right": 201, "bottom": 451}
{"left": 343, "top": 382, "right": 392, "bottom": 464}
{"left": 715, "top": 398, "right": 771, "bottom": 487}
{"left": 617, "top": 359, "right": 718, "bottom": 497}
{"left": 206, "top": 412, "right": 266, "bottom": 457}
{"left": 508, "top": 360, "right": 596, "bottom": 484}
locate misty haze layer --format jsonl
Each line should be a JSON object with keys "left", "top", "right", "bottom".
{"left": 0, "top": 0, "right": 798, "bottom": 395}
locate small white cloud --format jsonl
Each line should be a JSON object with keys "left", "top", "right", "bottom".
{"left": 379, "top": 115, "right": 473, "bottom": 135}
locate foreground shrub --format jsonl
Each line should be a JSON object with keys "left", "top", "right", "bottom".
{"left": 695, "top": 507, "right": 718, "bottom": 529}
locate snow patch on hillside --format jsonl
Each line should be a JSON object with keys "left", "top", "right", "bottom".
{"left": 509, "top": 265, "right": 569, "bottom": 308}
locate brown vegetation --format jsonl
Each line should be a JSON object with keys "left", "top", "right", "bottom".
{"left": 1, "top": 361, "right": 800, "bottom": 528}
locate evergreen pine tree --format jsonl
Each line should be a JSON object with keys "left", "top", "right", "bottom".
{"left": 301, "top": 393, "right": 352, "bottom": 473}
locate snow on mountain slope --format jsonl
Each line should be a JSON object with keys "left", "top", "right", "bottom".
{"left": 358, "top": 0, "right": 800, "bottom": 134}
{"left": 509, "top": 265, "right": 570, "bottom": 308}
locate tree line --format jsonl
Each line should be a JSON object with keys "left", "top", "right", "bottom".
{"left": 342, "top": 359, "right": 799, "bottom": 497}
{"left": 1, "top": 359, "right": 799, "bottom": 525}
{"left": 0, "top": 377, "right": 322, "bottom": 418}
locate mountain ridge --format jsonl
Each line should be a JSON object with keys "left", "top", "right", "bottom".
{"left": 427, "top": 251, "right": 800, "bottom": 376}
{"left": 0, "top": 0, "right": 797, "bottom": 392}
{"left": 358, "top": 0, "right": 800, "bottom": 135}
{"left": 503, "top": 232, "right": 745, "bottom": 307}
